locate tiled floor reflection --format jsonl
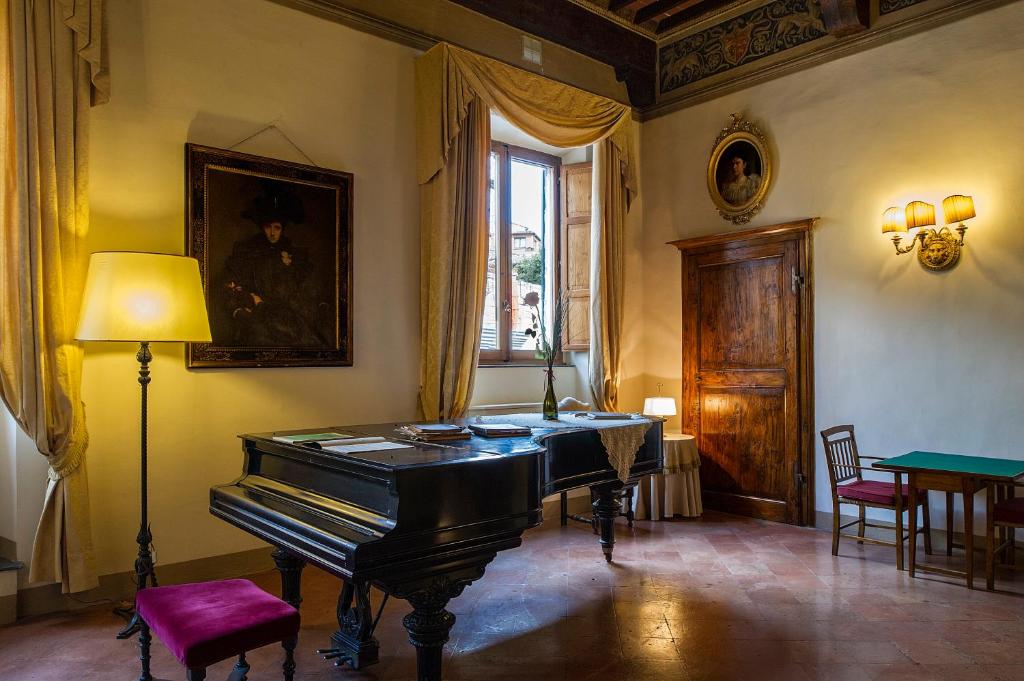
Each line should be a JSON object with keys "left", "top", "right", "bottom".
{"left": 2, "top": 511, "right": 1023, "bottom": 680}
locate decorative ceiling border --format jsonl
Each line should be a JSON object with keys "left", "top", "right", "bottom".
{"left": 643, "top": 0, "right": 1018, "bottom": 120}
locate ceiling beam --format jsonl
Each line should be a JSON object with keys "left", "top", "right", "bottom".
{"left": 655, "top": 0, "right": 732, "bottom": 33}
{"left": 633, "top": 0, "right": 702, "bottom": 26}
{"left": 608, "top": 0, "right": 647, "bottom": 12}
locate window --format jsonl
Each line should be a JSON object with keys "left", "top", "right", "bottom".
{"left": 480, "top": 142, "right": 561, "bottom": 364}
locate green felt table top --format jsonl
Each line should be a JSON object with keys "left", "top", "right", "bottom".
{"left": 873, "top": 451, "right": 1024, "bottom": 480}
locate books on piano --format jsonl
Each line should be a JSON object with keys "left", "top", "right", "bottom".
{"left": 396, "top": 423, "right": 472, "bottom": 441}
{"left": 467, "top": 423, "right": 531, "bottom": 437}
{"left": 272, "top": 431, "right": 350, "bottom": 444}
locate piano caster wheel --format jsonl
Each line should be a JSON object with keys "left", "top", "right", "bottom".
{"left": 603, "top": 548, "right": 613, "bottom": 563}
{"left": 317, "top": 648, "right": 354, "bottom": 668}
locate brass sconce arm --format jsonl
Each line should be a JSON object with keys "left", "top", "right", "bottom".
{"left": 891, "top": 232, "right": 923, "bottom": 255}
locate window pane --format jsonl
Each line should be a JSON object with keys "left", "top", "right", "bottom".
{"left": 481, "top": 151, "right": 500, "bottom": 351}
{"left": 509, "top": 158, "right": 547, "bottom": 354}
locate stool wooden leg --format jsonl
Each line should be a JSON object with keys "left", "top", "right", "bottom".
{"left": 282, "top": 635, "right": 297, "bottom": 681}
{"left": 186, "top": 669, "right": 206, "bottom": 681}
{"left": 138, "top": 619, "right": 152, "bottom": 681}
{"left": 987, "top": 483, "right": 996, "bottom": 591}
{"left": 625, "top": 486, "right": 635, "bottom": 528}
{"left": 560, "top": 491, "right": 567, "bottom": 526}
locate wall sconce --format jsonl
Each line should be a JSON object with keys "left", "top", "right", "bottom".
{"left": 881, "top": 195, "right": 975, "bottom": 271}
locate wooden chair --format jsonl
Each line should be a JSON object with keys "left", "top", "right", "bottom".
{"left": 986, "top": 483, "right": 1022, "bottom": 590}
{"left": 821, "top": 425, "right": 931, "bottom": 570}
{"left": 136, "top": 579, "right": 300, "bottom": 681}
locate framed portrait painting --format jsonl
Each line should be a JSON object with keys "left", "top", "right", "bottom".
{"left": 185, "top": 144, "right": 353, "bottom": 368}
{"left": 707, "top": 113, "right": 772, "bottom": 225}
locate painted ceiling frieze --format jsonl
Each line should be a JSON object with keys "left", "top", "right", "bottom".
{"left": 659, "top": 0, "right": 828, "bottom": 94}
{"left": 879, "top": 0, "right": 929, "bottom": 14}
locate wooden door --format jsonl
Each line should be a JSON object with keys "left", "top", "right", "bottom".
{"left": 672, "top": 220, "right": 814, "bottom": 525}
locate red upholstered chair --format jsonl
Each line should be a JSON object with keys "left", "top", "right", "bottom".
{"left": 986, "top": 484, "right": 1023, "bottom": 590}
{"left": 821, "top": 425, "right": 932, "bottom": 570}
{"left": 136, "top": 579, "right": 300, "bottom": 681}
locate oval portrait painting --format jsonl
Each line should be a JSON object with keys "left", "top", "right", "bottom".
{"left": 707, "top": 114, "right": 772, "bottom": 224}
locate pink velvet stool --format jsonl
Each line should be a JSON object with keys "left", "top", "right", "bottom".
{"left": 135, "top": 578, "right": 300, "bottom": 681}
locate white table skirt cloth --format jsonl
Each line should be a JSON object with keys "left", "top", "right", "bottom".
{"left": 634, "top": 433, "right": 703, "bottom": 519}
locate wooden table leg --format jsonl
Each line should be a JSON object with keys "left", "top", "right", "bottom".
{"left": 963, "top": 478, "right": 974, "bottom": 589}
{"left": 908, "top": 481, "right": 918, "bottom": 578}
{"left": 894, "top": 472, "right": 904, "bottom": 572}
{"left": 986, "top": 482, "right": 996, "bottom": 591}
{"left": 946, "top": 492, "right": 954, "bottom": 556}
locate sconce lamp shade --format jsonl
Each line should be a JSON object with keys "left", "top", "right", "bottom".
{"left": 642, "top": 396, "right": 677, "bottom": 417}
{"left": 76, "top": 252, "right": 212, "bottom": 342}
{"left": 904, "top": 201, "right": 936, "bottom": 230}
{"left": 881, "top": 206, "right": 906, "bottom": 233}
{"left": 942, "top": 194, "right": 975, "bottom": 224}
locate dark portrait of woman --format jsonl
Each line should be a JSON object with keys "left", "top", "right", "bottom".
{"left": 219, "top": 182, "right": 332, "bottom": 347}
{"left": 716, "top": 141, "right": 762, "bottom": 206}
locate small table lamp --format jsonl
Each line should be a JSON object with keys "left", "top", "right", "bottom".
{"left": 76, "top": 252, "right": 211, "bottom": 637}
{"left": 642, "top": 383, "right": 677, "bottom": 420}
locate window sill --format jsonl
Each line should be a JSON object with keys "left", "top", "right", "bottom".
{"left": 478, "top": 362, "right": 575, "bottom": 369}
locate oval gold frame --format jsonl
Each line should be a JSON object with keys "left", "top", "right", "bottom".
{"left": 707, "top": 114, "right": 773, "bottom": 225}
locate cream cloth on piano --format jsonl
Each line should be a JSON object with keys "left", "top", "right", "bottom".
{"left": 634, "top": 433, "right": 702, "bottom": 519}
{"left": 474, "top": 412, "right": 653, "bottom": 482}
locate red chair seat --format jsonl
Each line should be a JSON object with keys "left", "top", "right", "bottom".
{"left": 837, "top": 480, "right": 917, "bottom": 506}
{"left": 994, "top": 496, "right": 1024, "bottom": 525}
{"left": 136, "top": 579, "right": 299, "bottom": 669}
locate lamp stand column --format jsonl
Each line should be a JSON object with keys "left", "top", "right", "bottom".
{"left": 115, "top": 341, "right": 159, "bottom": 639}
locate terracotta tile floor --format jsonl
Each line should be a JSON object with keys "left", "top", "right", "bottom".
{"left": 2, "top": 511, "right": 1024, "bottom": 680}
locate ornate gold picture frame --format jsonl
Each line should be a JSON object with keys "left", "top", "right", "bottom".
{"left": 707, "top": 113, "right": 772, "bottom": 225}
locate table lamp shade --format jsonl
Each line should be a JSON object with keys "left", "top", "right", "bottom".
{"left": 76, "top": 252, "right": 212, "bottom": 342}
{"left": 642, "top": 396, "right": 677, "bottom": 417}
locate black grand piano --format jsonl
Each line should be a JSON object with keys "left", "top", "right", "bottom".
{"left": 210, "top": 416, "right": 663, "bottom": 681}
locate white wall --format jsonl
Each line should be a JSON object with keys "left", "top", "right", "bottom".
{"left": 639, "top": 2, "right": 1024, "bottom": 525}
{"left": 72, "top": 0, "right": 423, "bottom": 577}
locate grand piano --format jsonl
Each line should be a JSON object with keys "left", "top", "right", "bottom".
{"left": 210, "top": 415, "right": 663, "bottom": 681}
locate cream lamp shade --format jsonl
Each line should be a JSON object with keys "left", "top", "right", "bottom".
{"left": 76, "top": 252, "right": 212, "bottom": 342}
{"left": 642, "top": 396, "right": 677, "bottom": 417}
{"left": 942, "top": 194, "right": 975, "bottom": 224}
{"left": 881, "top": 206, "right": 906, "bottom": 234}
{"left": 904, "top": 201, "right": 936, "bottom": 231}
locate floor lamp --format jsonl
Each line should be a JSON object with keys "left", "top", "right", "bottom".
{"left": 76, "top": 252, "right": 212, "bottom": 638}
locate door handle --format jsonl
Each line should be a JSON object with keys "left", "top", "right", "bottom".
{"left": 791, "top": 267, "right": 805, "bottom": 294}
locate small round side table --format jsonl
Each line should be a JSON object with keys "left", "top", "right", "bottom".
{"left": 634, "top": 433, "right": 702, "bottom": 519}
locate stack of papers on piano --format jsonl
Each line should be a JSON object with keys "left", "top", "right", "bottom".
{"left": 579, "top": 412, "right": 635, "bottom": 420}
{"left": 321, "top": 437, "right": 413, "bottom": 454}
{"left": 467, "top": 423, "right": 531, "bottom": 437}
{"left": 396, "top": 423, "right": 472, "bottom": 441}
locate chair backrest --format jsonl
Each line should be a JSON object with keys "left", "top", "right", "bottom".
{"left": 820, "top": 425, "right": 862, "bottom": 489}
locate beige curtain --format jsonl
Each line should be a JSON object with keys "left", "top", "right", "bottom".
{"left": 417, "top": 96, "right": 490, "bottom": 420}
{"left": 1, "top": 0, "right": 108, "bottom": 593}
{"left": 589, "top": 138, "right": 629, "bottom": 411}
{"left": 415, "top": 43, "right": 636, "bottom": 417}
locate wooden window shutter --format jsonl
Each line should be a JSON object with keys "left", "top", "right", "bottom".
{"left": 560, "top": 162, "right": 592, "bottom": 351}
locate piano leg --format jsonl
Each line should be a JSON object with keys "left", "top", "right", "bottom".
{"left": 391, "top": 563, "right": 492, "bottom": 681}
{"left": 317, "top": 580, "right": 380, "bottom": 669}
{"left": 271, "top": 548, "right": 305, "bottom": 610}
{"left": 592, "top": 482, "right": 624, "bottom": 562}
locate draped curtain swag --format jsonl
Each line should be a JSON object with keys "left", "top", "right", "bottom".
{"left": 415, "top": 43, "right": 636, "bottom": 418}
{"left": 1, "top": 0, "right": 108, "bottom": 593}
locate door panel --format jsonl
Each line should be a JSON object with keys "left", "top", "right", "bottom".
{"left": 679, "top": 229, "right": 811, "bottom": 525}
